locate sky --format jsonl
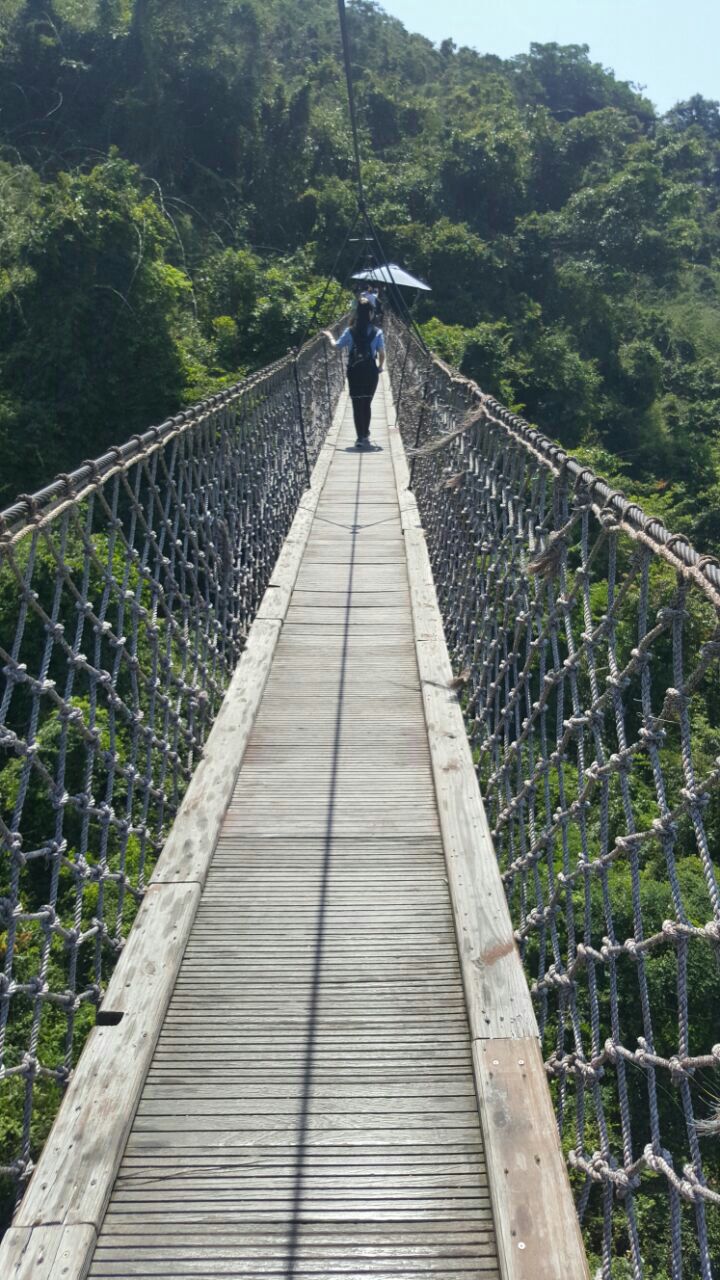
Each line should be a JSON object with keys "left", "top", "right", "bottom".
{"left": 378, "top": 0, "right": 719, "bottom": 114}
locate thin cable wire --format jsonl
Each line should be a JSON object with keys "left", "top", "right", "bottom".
{"left": 296, "top": 208, "right": 361, "bottom": 350}
{"left": 364, "top": 210, "right": 430, "bottom": 354}
{"left": 335, "top": 0, "right": 429, "bottom": 359}
{"left": 337, "top": 0, "right": 367, "bottom": 214}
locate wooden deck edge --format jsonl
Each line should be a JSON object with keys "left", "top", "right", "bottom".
{"left": 0, "top": 389, "right": 350, "bottom": 1280}
{"left": 383, "top": 380, "right": 590, "bottom": 1280}
{"left": 2, "top": 1224, "right": 96, "bottom": 1280}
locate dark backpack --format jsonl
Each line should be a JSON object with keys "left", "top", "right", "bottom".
{"left": 347, "top": 325, "right": 379, "bottom": 397}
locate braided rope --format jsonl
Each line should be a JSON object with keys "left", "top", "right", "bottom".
{"left": 387, "top": 315, "right": 720, "bottom": 1280}
{"left": 0, "top": 330, "right": 345, "bottom": 1213}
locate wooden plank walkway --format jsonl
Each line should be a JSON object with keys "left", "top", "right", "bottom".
{"left": 85, "top": 384, "right": 501, "bottom": 1278}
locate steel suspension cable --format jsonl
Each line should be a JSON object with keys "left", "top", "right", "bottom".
{"left": 296, "top": 207, "right": 361, "bottom": 350}
{"left": 336, "top": 0, "right": 430, "bottom": 365}
{"left": 364, "top": 209, "right": 430, "bottom": 354}
{"left": 336, "top": 0, "right": 367, "bottom": 215}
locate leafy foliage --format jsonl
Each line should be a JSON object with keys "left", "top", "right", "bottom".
{"left": 0, "top": 0, "right": 718, "bottom": 543}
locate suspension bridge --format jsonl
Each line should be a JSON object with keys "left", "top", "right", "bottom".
{"left": 0, "top": 314, "right": 719, "bottom": 1279}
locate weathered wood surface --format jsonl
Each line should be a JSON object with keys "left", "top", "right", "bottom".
{"left": 82, "top": 389, "right": 502, "bottom": 1278}
{"left": 474, "top": 1038, "right": 589, "bottom": 1280}
{"left": 2, "top": 1226, "right": 97, "bottom": 1280}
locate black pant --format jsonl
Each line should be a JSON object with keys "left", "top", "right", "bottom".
{"left": 351, "top": 395, "right": 373, "bottom": 438}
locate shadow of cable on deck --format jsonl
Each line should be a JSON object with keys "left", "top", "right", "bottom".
{"left": 283, "top": 446, "right": 366, "bottom": 1279}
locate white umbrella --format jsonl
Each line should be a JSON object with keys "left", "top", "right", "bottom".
{"left": 351, "top": 263, "right": 431, "bottom": 291}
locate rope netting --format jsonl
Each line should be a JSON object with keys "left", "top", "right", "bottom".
{"left": 0, "top": 331, "right": 344, "bottom": 1216}
{"left": 387, "top": 315, "right": 720, "bottom": 1279}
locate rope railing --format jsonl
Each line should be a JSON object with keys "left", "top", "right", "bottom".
{"left": 0, "top": 327, "right": 345, "bottom": 1218}
{"left": 386, "top": 314, "right": 720, "bottom": 1280}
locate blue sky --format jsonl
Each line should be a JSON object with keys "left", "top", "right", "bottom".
{"left": 378, "top": 0, "right": 719, "bottom": 114}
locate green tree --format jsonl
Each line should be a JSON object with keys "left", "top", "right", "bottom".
{"left": 0, "top": 157, "right": 193, "bottom": 502}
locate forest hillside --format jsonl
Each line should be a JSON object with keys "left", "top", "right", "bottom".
{"left": 1, "top": 0, "right": 720, "bottom": 553}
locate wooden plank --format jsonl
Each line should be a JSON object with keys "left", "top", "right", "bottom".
{"left": 123, "top": 1127, "right": 488, "bottom": 1153}
{"left": 294, "top": 569, "right": 408, "bottom": 588}
{"left": 287, "top": 589, "right": 411, "bottom": 608}
{"left": 474, "top": 1039, "right": 590, "bottom": 1280}
{"left": 115, "top": 1160, "right": 486, "bottom": 1177}
{"left": 135, "top": 1095, "right": 477, "bottom": 1117}
{"left": 88, "top": 1264, "right": 499, "bottom": 1278}
{"left": 414, "top": 650, "right": 537, "bottom": 1040}
{"left": 302, "top": 521, "right": 393, "bottom": 535}
{"left": 301, "top": 536, "right": 405, "bottom": 549}
{"left": 138, "top": 1081, "right": 476, "bottom": 1099}
{"left": 95, "top": 1225, "right": 493, "bottom": 1241}
{"left": 115, "top": 1171, "right": 490, "bottom": 1189}
{"left": 94, "top": 1244, "right": 498, "bottom": 1263}
{"left": 1, "top": 1225, "right": 96, "bottom": 1280}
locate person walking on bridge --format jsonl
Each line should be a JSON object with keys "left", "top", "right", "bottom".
{"left": 363, "top": 285, "right": 379, "bottom": 310}
{"left": 324, "top": 295, "right": 385, "bottom": 447}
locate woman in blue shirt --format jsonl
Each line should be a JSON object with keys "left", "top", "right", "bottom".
{"left": 325, "top": 295, "right": 385, "bottom": 446}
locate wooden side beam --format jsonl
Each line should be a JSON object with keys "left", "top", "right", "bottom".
{"left": 2, "top": 1225, "right": 96, "bottom": 1280}
{"left": 383, "top": 379, "right": 590, "bottom": 1280}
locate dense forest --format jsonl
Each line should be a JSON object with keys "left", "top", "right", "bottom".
{"left": 2, "top": 2, "right": 720, "bottom": 1275}
{"left": 1, "top": 0, "right": 720, "bottom": 548}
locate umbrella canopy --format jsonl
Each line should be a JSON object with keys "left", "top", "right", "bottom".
{"left": 351, "top": 262, "right": 431, "bottom": 291}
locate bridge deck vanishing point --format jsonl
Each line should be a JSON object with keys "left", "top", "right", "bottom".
{"left": 88, "top": 382, "right": 501, "bottom": 1278}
